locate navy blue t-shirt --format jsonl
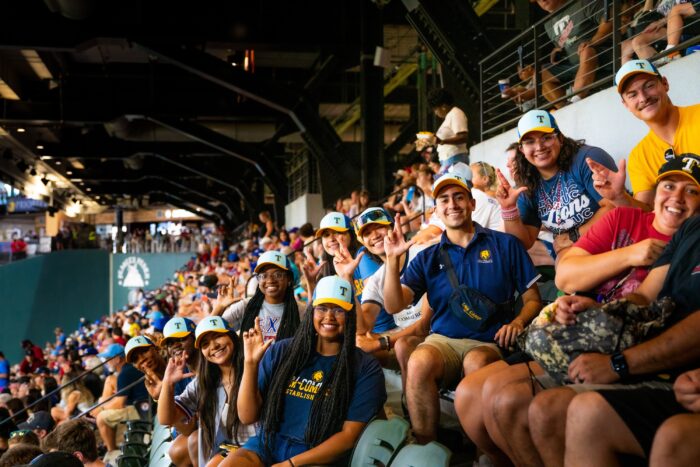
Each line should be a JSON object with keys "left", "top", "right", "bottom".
{"left": 117, "top": 363, "right": 149, "bottom": 405}
{"left": 401, "top": 226, "right": 540, "bottom": 341}
{"left": 257, "top": 338, "right": 386, "bottom": 443}
{"left": 352, "top": 247, "right": 397, "bottom": 333}
{"left": 517, "top": 145, "right": 616, "bottom": 235}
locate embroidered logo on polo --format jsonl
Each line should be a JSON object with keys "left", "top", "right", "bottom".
{"left": 478, "top": 249, "right": 493, "bottom": 264}
{"left": 286, "top": 371, "right": 325, "bottom": 401}
{"left": 537, "top": 175, "right": 594, "bottom": 235}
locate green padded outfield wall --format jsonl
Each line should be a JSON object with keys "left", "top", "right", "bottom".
{"left": 0, "top": 250, "right": 109, "bottom": 364}
{"left": 0, "top": 252, "right": 192, "bottom": 365}
{"left": 110, "top": 253, "right": 192, "bottom": 312}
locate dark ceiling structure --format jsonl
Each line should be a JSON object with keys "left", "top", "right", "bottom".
{"left": 0, "top": 0, "right": 536, "bottom": 226}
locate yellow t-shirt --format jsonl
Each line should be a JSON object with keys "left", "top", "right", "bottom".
{"left": 629, "top": 103, "right": 700, "bottom": 195}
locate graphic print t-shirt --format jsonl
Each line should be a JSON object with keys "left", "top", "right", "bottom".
{"left": 257, "top": 338, "right": 386, "bottom": 442}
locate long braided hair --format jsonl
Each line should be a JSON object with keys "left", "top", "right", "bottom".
{"left": 515, "top": 134, "right": 585, "bottom": 196}
{"left": 239, "top": 268, "right": 300, "bottom": 341}
{"left": 196, "top": 330, "right": 244, "bottom": 456}
{"left": 259, "top": 301, "right": 358, "bottom": 453}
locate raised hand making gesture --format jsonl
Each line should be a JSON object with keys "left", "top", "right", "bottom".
{"left": 587, "top": 157, "right": 627, "bottom": 205}
{"left": 212, "top": 276, "right": 240, "bottom": 316}
{"left": 495, "top": 168, "right": 528, "bottom": 209}
{"left": 301, "top": 249, "right": 326, "bottom": 285}
{"left": 332, "top": 241, "right": 364, "bottom": 281}
{"left": 242, "top": 317, "right": 272, "bottom": 366}
{"left": 383, "top": 213, "right": 413, "bottom": 259}
{"left": 163, "top": 351, "right": 195, "bottom": 385}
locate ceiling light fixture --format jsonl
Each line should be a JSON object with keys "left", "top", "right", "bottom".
{"left": 16, "top": 128, "right": 25, "bottom": 133}
{"left": 36, "top": 144, "right": 44, "bottom": 150}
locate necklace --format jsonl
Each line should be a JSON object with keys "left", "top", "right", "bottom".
{"left": 538, "top": 171, "right": 563, "bottom": 223}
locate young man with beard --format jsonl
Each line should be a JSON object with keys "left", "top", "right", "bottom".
{"left": 383, "top": 171, "right": 542, "bottom": 443}
{"left": 587, "top": 59, "right": 700, "bottom": 209}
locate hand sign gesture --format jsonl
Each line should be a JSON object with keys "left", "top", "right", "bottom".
{"left": 587, "top": 158, "right": 626, "bottom": 203}
{"left": 333, "top": 241, "right": 365, "bottom": 281}
{"left": 242, "top": 317, "right": 272, "bottom": 365}
{"left": 496, "top": 169, "right": 528, "bottom": 209}
{"left": 301, "top": 249, "right": 326, "bottom": 283}
{"left": 383, "top": 213, "right": 414, "bottom": 258}
{"left": 214, "top": 276, "right": 238, "bottom": 312}
{"left": 163, "top": 351, "right": 195, "bottom": 384}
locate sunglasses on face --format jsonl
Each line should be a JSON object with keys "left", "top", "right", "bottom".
{"left": 353, "top": 209, "right": 391, "bottom": 233}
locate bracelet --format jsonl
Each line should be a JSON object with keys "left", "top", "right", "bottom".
{"left": 288, "top": 458, "right": 296, "bottom": 467}
{"left": 501, "top": 206, "right": 520, "bottom": 221}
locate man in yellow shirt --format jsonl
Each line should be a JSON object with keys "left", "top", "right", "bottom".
{"left": 588, "top": 60, "right": 700, "bottom": 209}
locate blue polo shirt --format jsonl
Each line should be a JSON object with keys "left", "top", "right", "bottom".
{"left": 401, "top": 225, "right": 540, "bottom": 341}
{"left": 353, "top": 246, "right": 397, "bottom": 333}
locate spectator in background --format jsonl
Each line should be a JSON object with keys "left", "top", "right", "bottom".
{"left": 17, "top": 411, "right": 54, "bottom": 439}
{"left": 470, "top": 161, "right": 504, "bottom": 231}
{"left": 7, "top": 429, "right": 39, "bottom": 448}
{"left": 10, "top": 234, "right": 27, "bottom": 260}
{"left": 536, "top": 0, "right": 612, "bottom": 106}
{"left": 258, "top": 211, "right": 275, "bottom": 239}
{"left": 416, "top": 88, "right": 469, "bottom": 175}
{"left": 0, "top": 353, "right": 8, "bottom": 391}
{"left": 92, "top": 344, "right": 148, "bottom": 455}
{"left": 0, "top": 443, "right": 44, "bottom": 467}
{"left": 51, "top": 419, "right": 105, "bottom": 467}
{"left": 50, "top": 367, "right": 95, "bottom": 424}
{"left": 663, "top": 0, "right": 700, "bottom": 62}
{"left": 20, "top": 341, "right": 46, "bottom": 375}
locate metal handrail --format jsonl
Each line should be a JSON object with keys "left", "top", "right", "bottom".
{"left": 0, "top": 353, "right": 120, "bottom": 427}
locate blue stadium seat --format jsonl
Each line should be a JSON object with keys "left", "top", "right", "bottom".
{"left": 350, "top": 417, "right": 410, "bottom": 467}
{"left": 389, "top": 441, "right": 451, "bottom": 467}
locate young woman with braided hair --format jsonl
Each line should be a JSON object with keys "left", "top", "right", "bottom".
{"left": 212, "top": 250, "right": 303, "bottom": 343}
{"left": 224, "top": 275, "right": 386, "bottom": 467}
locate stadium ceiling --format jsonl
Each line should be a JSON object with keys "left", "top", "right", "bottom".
{"left": 0, "top": 0, "right": 531, "bottom": 226}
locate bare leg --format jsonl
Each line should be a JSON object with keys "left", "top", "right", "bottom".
{"left": 395, "top": 336, "right": 423, "bottom": 392}
{"left": 96, "top": 411, "right": 116, "bottom": 452}
{"left": 488, "top": 363, "right": 546, "bottom": 467}
{"left": 462, "top": 346, "right": 501, "bottom": 376}
{"left": 220, "top": 448, "right": 264, "bottom": 467}
{"left": 565, "top": 392, "right": 645, "bottom": 467}
{"left": 667, "top": 3, "right": 697, "bottom": 47}
{"left": 528, "top": 387, "right": 577, "bottom": 467}
{"left": 650, "top": 413, "right": 700, "bottom": 467}
{"left": 455, "top": 361, "right": 513, "bottom": 467}
{"left": 572, "top": 45, "right": 599, "bottom": 98}
{"left": 406, "top": 345, "right": 445, "bottom": 444}
{"left": 169, "top": 434, "right": 193, "bottom": 467}
{"left": 632, "top": 28, "right": 668, "bottom": 60}
{"left": 542, "top": 69, "right": 565, "bottom": 107}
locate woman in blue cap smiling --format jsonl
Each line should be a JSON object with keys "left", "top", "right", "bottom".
{"left": 158, "top": 316, "right": 254, "bottom": 466}
{"left": 212, "top": 250, "right": 303, "bottom": 344}
{"left": 496, "top": 109, "right": 618, "bottom": 256}
{"left": 223, "top": 275, "right": 386, "bottom": 467}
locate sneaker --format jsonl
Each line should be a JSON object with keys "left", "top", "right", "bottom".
{"left": 653, "top": 51, "right": 680, "bottom": 66}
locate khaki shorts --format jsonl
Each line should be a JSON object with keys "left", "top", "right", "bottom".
{"left": 100, "top": 405, "right": 140, "bottom": 428}
{"left": 418, "top": 333, "right": 501, "bottom": 388}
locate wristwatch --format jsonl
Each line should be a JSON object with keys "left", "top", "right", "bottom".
{"left": 379, "top": 335, "right": 391, "bottom": 351}
{"left": 610, "top": 351, "right": 629, "bottom": 380}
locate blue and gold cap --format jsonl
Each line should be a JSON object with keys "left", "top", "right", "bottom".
{"left": 124, "top": 336, "right": 154, "bottom": 363}
{"left": 253, "top": 250, "right": 289, "bottom": 273}
{"left": 315, "top": 212, "right": 352, "bottom": 237}
{"left": 517, "top": 109, "right": 559, "bottom": 142}
{"left": 312, "top": 275, "right": 354, "bottom": 311}
{"left": 194, "top": 316, "right": 230, "bottom": 348}
{"left": 614, "top": 59, "right": 661, "bottom": 93}
{"left": 353, "top": 207, "right": 392, "bottom": 238}
{"left": 162, "top": 317, "right": 196, "bottom": 343}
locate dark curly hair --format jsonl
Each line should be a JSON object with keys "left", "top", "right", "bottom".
{"left": 515, "top": 133, "right": 585, "bottom": 196}
{"left": 427, "top": 88, "right": 455, "bottom": 109}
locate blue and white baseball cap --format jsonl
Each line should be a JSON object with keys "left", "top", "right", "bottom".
{"left": 194, "top": 316, "right": 230, "bottom": 348}
{"left": 517, "top": 109, "right": 559, "bottom": 142}
{"left": 432, "top": 171, "right": 472, "bottom": 196}
{"left": 614, "top": 59, "right": 661, "bottom": 93}
{"left": 315, "top": 212, "right": 352, "bottom": 237}
{"left": 312, "top": 275, "right": 354, "bottom": 311}
{"left": 162, "top": 317, "right": 196, "bottom": 343}
{"left": 253, "top": 250, "right": 289, "bottom": 274}
{"left": 98, "top": 343, "right": 125, "bottom": 359}
{"left": 125, "top": 336, "right": 155, "bottom": 363}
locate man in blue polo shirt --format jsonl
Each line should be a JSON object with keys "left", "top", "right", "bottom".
{"left": 384, "top": 170, "right": 542, "bottom": 443}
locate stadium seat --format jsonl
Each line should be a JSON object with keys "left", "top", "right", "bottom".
{"left": 116, "top": 455, "right": 146, "bottom": 467}
{"left": 389, "top": 441, "right": 451, "bottom": 467}
{"left": 350, "top": 417, "right": 410, "bottom": 467}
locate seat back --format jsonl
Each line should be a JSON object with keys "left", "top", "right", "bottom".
{"left": 350, "top": 417, "right": 410, "bottom": 467}
{"left": 389, "top": 441, "right": 451, "bottom": 467}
